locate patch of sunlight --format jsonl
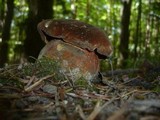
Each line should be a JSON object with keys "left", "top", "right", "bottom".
{"left": 9, "top": 49, "right": 14, "bottom": 61}
{"left": 15, "top": 41, "right": 22, "bottom": 45}
{"left": 108, "top": 35, "right": 112, "bottom": 40}
{"left": 101, "top": 15, "right": 106, "bottom": 20}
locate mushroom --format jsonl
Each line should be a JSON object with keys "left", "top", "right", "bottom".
{"left": 37, "top": 19, "right": 112, "bottom": 81}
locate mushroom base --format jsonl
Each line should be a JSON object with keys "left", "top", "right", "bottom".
{"left": 38, "top": 40, "right": 100, "bottom": 81}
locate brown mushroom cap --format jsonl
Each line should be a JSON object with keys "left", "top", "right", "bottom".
{"left": 37, "top": 19, "right": 113, "bottom": 58}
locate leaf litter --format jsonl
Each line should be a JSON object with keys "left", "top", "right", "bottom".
{"left": 0, "top": 57, "right": 160, "bottom": 120}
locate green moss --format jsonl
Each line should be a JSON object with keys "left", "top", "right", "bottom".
{"left": 74, "top": 77, "right": 89, "bottom": 86}
{"left": 152, "top": 86, "right": 160, "bottom": 92}
{"left": 22, "top": 57, "right": 66, "bottom": 81}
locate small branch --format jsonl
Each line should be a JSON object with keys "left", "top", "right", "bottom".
{"left": 24, "top": 74, "right": 54, "bottom": 92}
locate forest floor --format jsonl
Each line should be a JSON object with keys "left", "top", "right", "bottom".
{"left": 0, "top": 59, "right": 160, "bottom": 120}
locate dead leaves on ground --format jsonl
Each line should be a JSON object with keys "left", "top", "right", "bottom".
{"left": 0, "top": 61, "right": 160, "bottom": 120}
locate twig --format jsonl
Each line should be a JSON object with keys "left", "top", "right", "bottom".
{"left": 76, "top": 105, "right": 86, "bottom": 120}
{"left": 120, "top": 90, "right": 138, "bottom": 98}
{"left": 24, "top": 74, "right": 54, "bottom": 92}
{"left": 86, "top": 98, "right": 116, "bottom": 120}
{"left": 121, "top": 76, "right": 140, "bottom": 85}
{"left": 25, "top": 75, "right": 36, "bottom": 87}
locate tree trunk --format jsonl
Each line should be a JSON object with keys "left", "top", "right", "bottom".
{"left": 145, "top": 15, "right": 151, "bottom": 58}
{"left": 24, "top": 0, "right": 53, "bottom": 62}
{"left": 119, "top": 0, "right": 132, "bottom": 66}
{"left": 0, "top": 0, "right": 14, "bottom": 67}
{"left": 0, "top": 0, "right": 5, "bottom": 33}
{"left": 154, "top": 16, "right": 160, "bottom": 55}
{"left": 86, "top": 0, "right": 90, "bottom": 22}
{"left": 134, "top": 0, "right": 141, "bottom": 59}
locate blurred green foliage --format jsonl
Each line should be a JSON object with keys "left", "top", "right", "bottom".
{"left": 1, "top": 0, "right": 160, "bottom": 68}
